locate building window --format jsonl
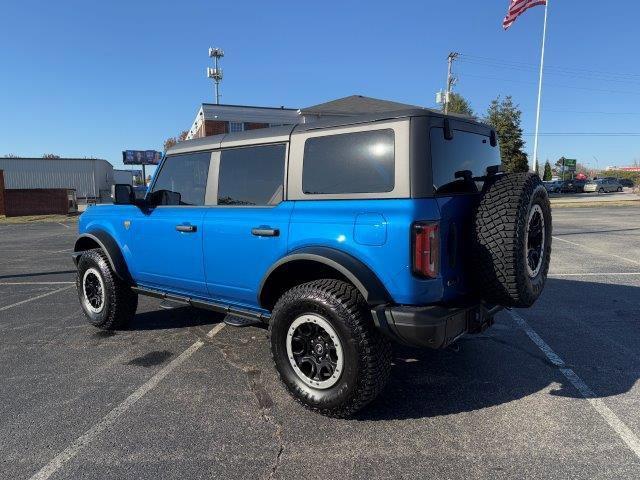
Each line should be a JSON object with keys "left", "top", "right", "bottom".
{"left": 229, "top": 121, "right": 244, "bottom": 133}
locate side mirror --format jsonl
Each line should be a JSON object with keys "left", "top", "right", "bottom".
{"left": 114, "top": 184, "right": 134, "bottom": 205}
{"left": 147, "top": 189, "right": 181, "bottom": 206}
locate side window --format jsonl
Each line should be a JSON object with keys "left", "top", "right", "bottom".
{"left": 302, "top": 129, "right": 395, "bottom": 194}
{"left": 218, "top": 144, "right": 286, "bottom": 206}
{"left": 150, "top": 152, "right": 211, "bottom": 205}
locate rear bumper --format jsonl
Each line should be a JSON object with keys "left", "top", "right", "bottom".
{"left": 371, "top": 302, "right": 503, "bottom": 349}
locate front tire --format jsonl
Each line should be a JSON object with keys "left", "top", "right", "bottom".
{"left": 76, "top": 249, "right": 138, "bottom": 330}
{"left": 269, "top": 279, "right": 391, "bottom": 417}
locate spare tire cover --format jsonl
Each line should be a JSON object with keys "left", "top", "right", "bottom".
{"left": 472, "top": 172, "right": 552, "bottom": 307}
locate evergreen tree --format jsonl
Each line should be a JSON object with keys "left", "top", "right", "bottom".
{"left": 485, "top": 96, "right": 529, "bottom": 173}
{"left": 543, "top": 160, "right": 552, "bottom": 181}
{"left": 443, "top": 92, "right": 474, "bottom": 117}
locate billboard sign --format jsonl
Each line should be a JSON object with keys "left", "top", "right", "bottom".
{"left": 563, "top": 158, "right": 577, "bottom": 171}
{"left": 122, "top": 150, "right": 163, "bottom": 165}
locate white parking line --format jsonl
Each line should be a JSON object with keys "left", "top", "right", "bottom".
{"left": 56, "top": 222, "right": 70, "bottom": 229}
{"left": 509, "top": 310, "right": 640, "bottom": 459}
{"left": 29, "top": 322, "right": 226, "bottom": 480}
{"left": 553, "top": 235, "right": 640, "bottom": 266}
{"left": 0, "top": 285, "right": 74, "bottom": 312}
{"left": 0, "top": 282, "right": 75, "bottom": 286}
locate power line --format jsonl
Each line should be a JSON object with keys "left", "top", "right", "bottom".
{"left": 458, "top": 53, "right": 640, "bottom": 81}
{"left": 459, "top": 72, "right": 640, "bottom": 96}
{"left": 522, "top": 133, "right": 640, "bottom": 136}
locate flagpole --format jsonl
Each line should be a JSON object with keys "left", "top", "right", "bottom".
{"left": 532, "top": 0, "right": 549, "bottom": 174}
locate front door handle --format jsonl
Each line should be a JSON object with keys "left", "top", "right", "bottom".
{"left": 251, "top": 227, "right": 279, "bottom": 237}
{"left": 176, "top": 224, "right": 197, "bottom": 233}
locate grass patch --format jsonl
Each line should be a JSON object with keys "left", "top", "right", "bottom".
{"left": 0, "top": 214, "right": 79, "bottom": 224}
{"left": 551, "top": 200, "right": 640, "bottom": 208}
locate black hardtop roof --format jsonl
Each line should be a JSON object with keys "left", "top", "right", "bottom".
{"left": 167, "top": 108, "right": 492, "bottom": 154}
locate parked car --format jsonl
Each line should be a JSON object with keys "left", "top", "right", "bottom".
{"left": 618, "top": 178, "right": 634, "bottom": 188}
{"left": 584, "top": 178, "right": 623, "bottom": 193}
{"left": 544, "top": 180, "right": 562, "bottom": 193}
{"left": 72, "top": 109, "right": 552, "bottom": 416}
{"left": 559, "top": 180, "right": 577, "bottom": 193}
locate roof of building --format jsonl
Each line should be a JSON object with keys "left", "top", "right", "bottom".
{"left": 299, "top": 95, "right": 423, "bottom": 116}
{"left": 0, "top": 157, "right": 111, "bottom": 164}
{"left": 200, "top": 102, "right": 297, "bottom": 111}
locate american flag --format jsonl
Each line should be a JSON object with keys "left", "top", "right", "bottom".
{"left": 503, "top": 0, "right": 547, "bottom": 30}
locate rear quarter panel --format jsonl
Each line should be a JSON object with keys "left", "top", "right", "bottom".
{"left": 288, "top": 199, "right": 445, "bottom": 305}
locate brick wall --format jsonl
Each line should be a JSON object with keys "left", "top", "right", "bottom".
{"left": 0, "top": 170, "right": 5, "bottom": 216}
{"left": 204, "top": 120, "right": 229, "bottom": 137}
{"left": 4, "top": 189, "right": 69, "bottom": 217}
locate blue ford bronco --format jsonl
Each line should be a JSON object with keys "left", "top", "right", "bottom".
{"left": 73, "top": 109, "right": 551, "bottom": 417}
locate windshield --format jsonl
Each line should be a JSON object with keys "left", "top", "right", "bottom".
{"left": 430, "top": 128, "right": 501, "bottom": 194}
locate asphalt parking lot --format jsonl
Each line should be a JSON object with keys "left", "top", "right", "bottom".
{"left": 1, "top": 206, "right": 639, "bottom": 479}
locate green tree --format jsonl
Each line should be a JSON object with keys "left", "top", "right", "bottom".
{"left": 485, "top": 96, "right": 529, "bottom": 173}
{"left": 543, "top": 160, "right": 552, "bottom": 181}
{"left": 444, "top": 92, "right": 474, "bottom": 117}
{"left": 42, "top": 153, "right": 60, "bottom": 159}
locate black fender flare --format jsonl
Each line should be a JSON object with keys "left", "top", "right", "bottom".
{"left": 73, "top": 231, "right": 133, "bottom": 284}
{"left": 258, "top": 246, "right": 392, "bottom": 308}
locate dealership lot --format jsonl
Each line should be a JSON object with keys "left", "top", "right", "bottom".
{"left": 1, "top": 207, "right": 639, "bottom": 479}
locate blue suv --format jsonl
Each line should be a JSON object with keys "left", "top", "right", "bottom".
{"left": 73, "top": 109, "right": 552, "bottom": 416}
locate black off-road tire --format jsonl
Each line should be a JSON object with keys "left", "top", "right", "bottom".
{"left": 269, "top": 279, "right": 392, "bottom": 418}
{"left": 76, "top": 249, "right": 138, "bottom": 330}
{"left": 472, "top": 173, "right": 552, "bottom": 307}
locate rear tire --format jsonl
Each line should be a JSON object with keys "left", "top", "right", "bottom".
{"left": 76, "top": 249, "right": 138, "bottom": 330}
{"left": 269, "top": 279, "right": 391, "bottom": 417}
{"left": 599, "top": 187, "right": 605, "bottom": 194}
{"left": 472, "top": 173, "right": 552, "bottom": 307}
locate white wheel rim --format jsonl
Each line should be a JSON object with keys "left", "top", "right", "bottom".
{"left": 286, "top": 314, "right": 344, "bottom": 390}
{"left": 525, "top": 204, "right": 546, "bottom": 278}
{"left": 82, "top": 268, "right": 105, "bottom": 314}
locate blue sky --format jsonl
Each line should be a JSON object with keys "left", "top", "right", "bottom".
{"left": 1, "top": 0, "right": 639, "bottom": 170}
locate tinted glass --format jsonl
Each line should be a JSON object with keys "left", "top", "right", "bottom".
{"left": 150, "top": 152, "right": 211, "bottom": 205}
{"left": 303, "top": 129, "right": 395, "bottom": 194}
{"left": 218, "top": 144, "right": 285, "bottom": 206}
{"left": 430, "top": 128, "right": 501, "bottom": 194}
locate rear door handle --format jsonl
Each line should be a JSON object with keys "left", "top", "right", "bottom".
{"left": 251, "top": 227, "right": 279, "bottom": 237}
{"left": 176, "top": 224, "right": 197, "bottom": 233}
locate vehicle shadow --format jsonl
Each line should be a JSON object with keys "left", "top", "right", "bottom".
{"left": 357, "top": 278, "right": 640, "bottom": 421}
{"left": 127, "top": 305, "right": 225, "bottom": 331}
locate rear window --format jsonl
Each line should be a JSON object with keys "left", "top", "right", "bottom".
{"left": 303, "top": 129, "right": 395, "bottom": 194}
{"left": 430, "top": 128, "right": 501, "bottom": 194}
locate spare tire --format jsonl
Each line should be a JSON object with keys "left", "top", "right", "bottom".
{"left": 472, "top": 172, "right": 552, "bottom": 307}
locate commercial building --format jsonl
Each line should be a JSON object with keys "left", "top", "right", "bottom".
{"left": 0, "top": 157, "right": 114, "bottom": 201}
{"left": 185, "top": 95, "right": 421, "bottom": 140}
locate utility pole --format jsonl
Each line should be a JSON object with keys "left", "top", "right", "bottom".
{"left": 207, "top": 47, "right": 224, "bottom": 104}
{"left": 444, "top": 52, "right": 459, "bottom": 114}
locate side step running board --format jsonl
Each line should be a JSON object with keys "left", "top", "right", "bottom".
{"left": 131, "top": 286, "right": 270, "bottom": 325}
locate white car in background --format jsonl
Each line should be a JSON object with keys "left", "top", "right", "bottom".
{"left": 583, "top": 178, "right": 623, "bottom": 193}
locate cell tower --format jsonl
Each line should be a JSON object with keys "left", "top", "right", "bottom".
{"left": 207, "top": 47, "right": 224, "bottom": 104}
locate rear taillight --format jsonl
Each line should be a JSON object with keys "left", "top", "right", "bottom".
{"left": 412, "top": 222, "right": 440, "bottom": 278}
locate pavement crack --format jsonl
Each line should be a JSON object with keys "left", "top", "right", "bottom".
{"left": 211, "top": 339, "right": 286, "bottom": 478}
